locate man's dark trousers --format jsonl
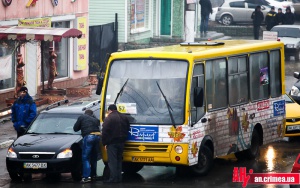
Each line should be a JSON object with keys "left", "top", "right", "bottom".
{"left": 107, "top": 143, "right": 125, "bottom": 182}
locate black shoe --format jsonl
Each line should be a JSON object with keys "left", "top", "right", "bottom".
{"left": 81, "top": 177, "right": 91, "bottom": 183}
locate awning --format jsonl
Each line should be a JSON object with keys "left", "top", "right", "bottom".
{"left": 0, "top": 26, "right": 82, "bottom": 42}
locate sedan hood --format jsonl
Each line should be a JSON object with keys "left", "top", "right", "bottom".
{"left": 278, "top": 37, "right": 300, "bottom": 45}
{"left": 286, "top": 103, "right": 300, "bottom": 119}
{"left": 12, "top": 134, "right": 82, "bottom": 153}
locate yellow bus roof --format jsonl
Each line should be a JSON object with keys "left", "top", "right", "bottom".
{"left": 110, "top": 40, "right": 284, "bottom": 60}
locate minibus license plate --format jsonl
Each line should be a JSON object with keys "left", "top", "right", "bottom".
{"left": 132, "top": 157, "right": 154, "bottom": 162}
{"left": 24, "top": 163, "right": 47, "bottom": 169}
{"left": 287, "top": 125, "right": 300, "bottom": 131}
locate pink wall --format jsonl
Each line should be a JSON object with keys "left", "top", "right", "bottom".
{"left": 0, "top": 0, "right": 88, "bottom": 21}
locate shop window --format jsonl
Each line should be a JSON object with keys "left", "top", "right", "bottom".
{"left": 130, "top": 0, "right": 149, "bottom": 33}
{"left": 42, "top": 21, "right": 69, "bottom": 82}
{"left": 0, "top": 41, "right": 16, "bottom": 90}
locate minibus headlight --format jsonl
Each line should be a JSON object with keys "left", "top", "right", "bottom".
{"left": 7, "top": 148, "right": 17, "bottom": 158}
{"left": 291, "top": 86, "right": 300, "bottom": 96}
{"left": 57, "top": 149, "right": 72, "bottom": 158}
{"left": 175, "top": 145, "right": 183, "bottom": 154}
{"left": 286, "top": 44, "right": 295, "bottom": 48}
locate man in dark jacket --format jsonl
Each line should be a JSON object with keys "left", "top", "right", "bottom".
{"left": 275, "top": 8, "right": 284, "bottom": 25}
{"left": 199, "top": 0, "right": 213, "bottom": 37}
{"left": 265, "top": 6, "right": 277, "bottom": 31}
{"left": 73, "top": 109, "right": 101, "bottom": 183}
{"left": 283, "top": 6, "right": 295, "bottom": 24}
{"left": 251, "top": 6, "right": 264, "bottom": 40}
{"left": 11, "top": 86, "right": 37, "bottom": 138}
{"left": 102, "top": 104, "right": 130, "bottom": 183}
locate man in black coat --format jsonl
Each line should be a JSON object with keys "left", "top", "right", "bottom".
{"left": 275, "top": 8, "right": 284, "bottom": 25}
{"left": 199, "top": 0, "right": 212, "bottom": 37}
{"left": 251, "top": 6, "right": 264, "bottom": 40}
{"left": 102, "top": 104, "right": 130, "bottom": 183}
{"left": 265, "top": 6, "right": 277, "bottom": 31}
{"left": 283, "top": 6, "right": 295, "bottom": 24}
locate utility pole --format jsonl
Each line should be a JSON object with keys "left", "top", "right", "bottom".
{"left": 185, "top": 1, "right": 196, "bottom": 42}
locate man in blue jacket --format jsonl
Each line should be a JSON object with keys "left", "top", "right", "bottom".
{"left": 11, "top": 87, "right": 37, "bottom": 137}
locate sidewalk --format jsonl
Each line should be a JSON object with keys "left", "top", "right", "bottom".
{"left": 0, "top": 89, "right": 100, "bottom": 149}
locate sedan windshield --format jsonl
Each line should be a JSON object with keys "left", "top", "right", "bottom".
{"left": 27, "top": 113, "right": 81, "bottom": 134}
{"left": 271, "top": 27, "right": 300, "bottom": 38}
{"left": 105, "top": 59, "right": 188, "bottom": 125}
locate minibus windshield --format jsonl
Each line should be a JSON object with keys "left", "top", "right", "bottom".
{"left": 105, "top": 59, "right": 188, "bottom": 125}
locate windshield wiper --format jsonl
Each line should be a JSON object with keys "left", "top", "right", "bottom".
{"left": 114, "top": 78, "right": 129, "bottom": 104}
{"left": 156, "top": 81, "right": 176, "bottom": 128}
{"left": 46, "top": 132, "right": 74, "bottom": 135}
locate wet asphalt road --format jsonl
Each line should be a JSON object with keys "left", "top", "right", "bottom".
{"left": 0, "top": 56, "right": 300, "bottom": 188}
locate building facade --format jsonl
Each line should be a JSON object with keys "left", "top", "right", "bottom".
{"left": 89, "top": 0, "right": 185, "bottom": 48}
{"left": 0, "top": 0, "right": 89, "bottom": 103}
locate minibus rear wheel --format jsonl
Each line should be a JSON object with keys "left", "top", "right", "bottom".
{"left": 190, "top": 145, "right": 213, "bottom": 176}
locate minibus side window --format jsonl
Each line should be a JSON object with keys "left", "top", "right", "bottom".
{"left": 249, "top": 52, "right": 269, "bottom": 101}
{"left": 191, "top": 64, "right": 205, "bottom": 125}
{"left": 206, "top": 59, "right": 228, "bottom": 110}
{"left": 228, "top": 56, "right": 249, "bottom": 106}
{"left": 270, "top": 50, "right": 281, "bottom": 97}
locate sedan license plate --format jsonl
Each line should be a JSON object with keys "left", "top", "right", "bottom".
{"left": 24, "top": 163, "right": 47, "bottom": 169}
{"left": 287, "top": 125, "right": 300, "bottom": 131}
{"left": 132, "top": 157, "right": 154, "bottom": 163}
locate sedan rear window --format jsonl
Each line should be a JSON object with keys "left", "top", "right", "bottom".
{"left": 272, "top": 28, "right": 300, "bottom": 38}
{"left": 27, "top": 113, "right": 81, "bottom": 134}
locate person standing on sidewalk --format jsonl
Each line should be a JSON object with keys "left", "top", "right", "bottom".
{"left": 11, "top": 86, "right": 37, "bottom": 138}
{"left": 199, "top": 0, "right": 213, "bottom": 38}
{"left": 265, "top": 6, "right": 277, "bottom": 31}
{"left": 275, "top": 8, "right": 284, "bottom": 25}
{"left": 102, "top": 104, "right": 130, "bottom": 183}
{"left": 283, "top": 6, "right": 295, "bottom": 25}
{"left": 73, "top": 109, "right": 101, "bottom": 183}
{"left": 251, "top": 6, "right": 264, "bottom": 40}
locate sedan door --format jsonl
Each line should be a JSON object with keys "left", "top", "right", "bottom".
{"left": 228, "top": 1, "right": 247, "bottom": 22}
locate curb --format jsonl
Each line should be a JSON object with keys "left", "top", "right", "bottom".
{"left": 0, "top": 140, "right": 14, "bottom": 149}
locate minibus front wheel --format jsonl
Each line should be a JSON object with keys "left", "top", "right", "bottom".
{"left": 190, "top": 145, "right": 213, "bottom": 176}
{"left": 122, "top": 162, "right": 144, "bottom": 174}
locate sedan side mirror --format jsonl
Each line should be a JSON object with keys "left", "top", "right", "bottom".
{"left": 294, "top": 72, "right": 300, "bottom": 79}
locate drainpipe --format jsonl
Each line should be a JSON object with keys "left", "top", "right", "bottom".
{"left": 185, "top": 1, "right": 196, "bottom": 42}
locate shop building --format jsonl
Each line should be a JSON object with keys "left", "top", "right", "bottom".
{"left": 0, "top": 0, "right": 89, "bottom": 105}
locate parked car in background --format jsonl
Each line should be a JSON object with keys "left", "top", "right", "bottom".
{"left": 283, "top": 93, "right": 300, "bottom": 138}
{"left": 290, "top": 0, "right": 300, "bottom": 18}
{"left": 290, "top": 72, "right": 300, "bottom": 104}
{"left": 271, "top": 25, "right": 300, "bottom": 61}
{"left": 215, "top": 0, "right": 270, "bottom": 25}
{"left": 247, "top": 0, "right": 295, "bottom": 13}
{"left": 6, "top": 100, "right": 100, "bottom": 182}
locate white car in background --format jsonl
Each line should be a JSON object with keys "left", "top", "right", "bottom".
{"left": 247, "top": 0, "right": 295, "bottom": 13}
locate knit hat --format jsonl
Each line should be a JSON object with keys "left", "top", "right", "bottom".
{"left": 271, "top": 6, "right": 275, "bottom": 10}
{"left": 108, "top": 104, "right": 117, "bottom": 111}
{"left": 18, "top": 86, "right": 28, "bottom": 93}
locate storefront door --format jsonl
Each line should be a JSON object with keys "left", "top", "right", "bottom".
{"left": 160, "top": 0, "right": 171, "bottom": 35}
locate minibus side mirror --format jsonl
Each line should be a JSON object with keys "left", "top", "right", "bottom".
{"left": 294, "top": 72, "right": 300, "bottom": 79}
{"left": 194, "top": 87, "right": 204, "bottom": 107}
{"left": 96, "top": 77, "right": 104, "bottom": 95}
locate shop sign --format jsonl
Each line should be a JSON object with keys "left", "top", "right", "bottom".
{"left": 18, "top": 17, "right": 51, "bottom": 28}
{"left": 51, "top": 0, "right": 58, "bottom": 6}
{"left": 2, "top": 0, "right": 12, "bottom": 7}
{"left": 74, "top": 17, "right": 87, "bottom": 71}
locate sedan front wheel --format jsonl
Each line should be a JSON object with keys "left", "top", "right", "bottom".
{"left": 221, "top": 14, "right": 233, "bottom": 25}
